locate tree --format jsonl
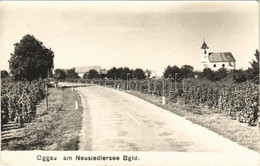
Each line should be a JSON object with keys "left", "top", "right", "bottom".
{"left": 250, "top": 50, "right": 259, "bottom": 74}
{"left": 230, "top": 69, "right": 247, "bottom": 83}
{"left": 201, "top": 68, "right": 215, "bottom": 81}
{"left": 65, "top": 68, "right": 79, "bottom": 79}
{"left": 193, "top": 70, "right": 202, "bottom": 78}
{"left": 83, "top": 72, "right": 88, "bottom": 79}
{"left": 54, "top": 69, "right": 66, "bottom": 80}
{"left": 248, "top": 49, "right": 259, "bottom": 83}
{"left": 133, "top": 68, "right": 146, "bottom": 80}
{"left": 214, "top": 68, "right": 228, "bottom": 81}
{"left": 120, "top": 67, "right": 132, "bottom": 80}
{"left": 245, "top": 68, "right": 256, "bottom": 82}
{"left": 9, "top": 34, "right": 54, "bottom": 81}
{"left": 163, "top": 65, "right": 181, "bottom": 79}
{"left": 88, "top": 69, "right": 100, "bottom": 79}
{"left": 100, "top": 70, "right": 107, "bottom": 78}
{"left": 107, "top": 67, "right": 119, "bottom": 79}
{"left": 1, "top": 70, "right": 9, "bottom": 78}
{"left": 107, "top": 67, "right": 133, "bottom": 80}
{"left": 180, "top": 65, "right": 194, "bottom": 78}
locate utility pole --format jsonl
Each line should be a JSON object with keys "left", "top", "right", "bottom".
{"left": 127, "top": 73, "right": 130, "bottom": 91}
{"left": 182, "top": 79, "right": 185, "bottom": 92}
{"left": 168, "top": 74, "right": 172, "bottom": 92}
{"left": 175, "top": 73, "right": 178, "bottom": 92}
{"left": 46, "top": 69, "right": 49, "bottom": 112}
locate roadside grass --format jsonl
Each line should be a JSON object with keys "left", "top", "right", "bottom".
{"left": 128, "top": 91, "right": 260, "bottom": 153}
{"left": 1, "top": 87, "right": 83, "bottom": 150}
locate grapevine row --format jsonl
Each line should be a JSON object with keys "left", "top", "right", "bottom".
{"left": 97, "top": 78, "right": 259, "bottom": 126}
{"left": 1, "top": 79, "right": 46, "bottom": 128}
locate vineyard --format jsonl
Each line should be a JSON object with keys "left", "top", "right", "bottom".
{"left": 1, "top": 77, "right": 259, "bottom": 129}
{"left": 89, "top": 78, "right": 259, "bottom": 126}
{"left": 1, "top": 79, "right": 46, "bottom": 128}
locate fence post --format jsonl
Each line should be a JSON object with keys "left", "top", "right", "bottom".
{"left": 75, "top": 101, "right": 78, "bottom": 110}
{"left": 162, "top": 96, "right": 165, "bottom": 105}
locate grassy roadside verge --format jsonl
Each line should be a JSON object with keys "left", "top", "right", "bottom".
{"left": 128, "top": 91, "right": 260, "bottom": 153}
{"left": 1, "top": 87, "right": 83, "bottom": 150}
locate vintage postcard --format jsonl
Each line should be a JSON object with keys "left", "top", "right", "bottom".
{"left": 0, "top": 1, "right": 259, "bottom": 166}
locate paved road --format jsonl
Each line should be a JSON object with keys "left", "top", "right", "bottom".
{"left": 76, "top": 85, "right": 254, "bottom": 152}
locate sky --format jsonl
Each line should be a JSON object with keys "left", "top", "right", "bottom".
{"left": 0, "top": 1, "right": 259, "bottom": 75}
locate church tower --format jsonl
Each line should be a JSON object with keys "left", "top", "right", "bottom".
{"left": 201, "top": 40, "right": 209, "bottom": 62}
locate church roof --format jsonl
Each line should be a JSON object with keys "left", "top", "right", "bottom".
{"left": 201, "top": 42, "right": 209, "bottom": 49}
{"left": 208, "top": 52, "right": 236, "bottom": 62}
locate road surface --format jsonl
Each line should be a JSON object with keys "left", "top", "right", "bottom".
{"left": 75, "top": 85, "right": 256, "bottom": 153}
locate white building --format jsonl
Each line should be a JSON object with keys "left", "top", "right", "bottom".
{"left": 75, "top": 66, "right": 101, "bottom": 78}
{"left": 201, "top": 41, "right": 236, "bottom": 71}
{"left": 75, "top": 66, "right": 108, "bottom": 78}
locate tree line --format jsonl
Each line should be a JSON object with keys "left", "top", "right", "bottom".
{"left": 106, "top": 67, "right": 147, "bottom": 80}
{"left": 53, "top": 67, "right": 148, "bottom": 80}
{"left": 53, "top": 68, "right": 80, "bottom": 81}
{"left": 1, "top": 34, "right": 259, "bottom": 84}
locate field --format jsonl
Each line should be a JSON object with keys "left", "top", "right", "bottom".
{"left": 1, "top": 79, "right": 46, "bottom": 128}
{"left": 1, "top": 85, "right": 83, "bottom": 150}
{"left": 88, "top": 77, "right": 260, "bottom": 152}
{"left": 95, "top": 78, "right": 259, "bottom": 126}
{"left": 1, "top": 77, "right": 259, "bottom": 152}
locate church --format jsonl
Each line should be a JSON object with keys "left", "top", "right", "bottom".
{"left": 201, "top": 41, "right": 236, "bottom": 71}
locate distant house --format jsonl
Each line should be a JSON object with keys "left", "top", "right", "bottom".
{"left": 75, "top": 66, "right": 108, "bottom": 78}
{"left": 75, "top": 66, "right": 101, "bottom": 78}
{"left": 201, "top": 41, "right": 236, "bottom": 71}
{"left": 100, "top": 69, "right": 108, "bottom": 76}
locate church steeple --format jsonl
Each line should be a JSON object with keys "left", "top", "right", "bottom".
{"left": 201, "top": 39, "right": 209, "bottom": 63}
{"left": 201, "top": 40, "right": 209, "bottom": 49}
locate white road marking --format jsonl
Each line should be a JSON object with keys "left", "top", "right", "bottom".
{"left": 126, "top": 112, "right": 141, "bottom": 125}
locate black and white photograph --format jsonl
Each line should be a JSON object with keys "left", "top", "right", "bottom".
{"left": 0, "top": 1, "right": 259, "bottom": 166}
